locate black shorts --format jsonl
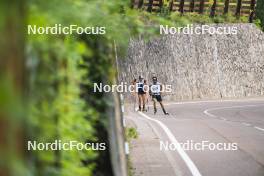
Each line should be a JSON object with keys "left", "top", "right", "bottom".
{"left": 138, "top": 91, "right": 146, "bottom": 95}
{"left": 152, "top": 94, "right": 162, "bottom": 102}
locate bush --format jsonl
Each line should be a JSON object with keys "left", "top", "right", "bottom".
{"left": 256, "top": 0, "right": 264, "bottom": 30}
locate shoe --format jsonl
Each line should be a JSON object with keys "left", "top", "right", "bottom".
{"left": 154, "top": 109, "right": 157, "bottom": 114}
{"left": 162, "top": 109, "right": 169, "bottom": 115}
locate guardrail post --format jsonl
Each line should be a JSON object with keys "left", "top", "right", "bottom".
{"left": 210, "top": 0, "right": 217, "bottom": 17}
{"left": 190, "top": 0, "right": 195, "bottom": 12}
{"left": 179, "top": 0, "right": 185, "bottom": 14}
{"left": 147, "top": 0, "right": 154, "bottom": 12}
{"left": 138, "top": 0, "right": 144, "bottom": 8}
{"left": 169, "top": 0, "right": 174, "bottom": 11}
{"left": 249, "top": 0, "right": 256, "bottom": 22}
{"left": 199, "top": 0, "right": 205, "bottom": 14}
{"left": 224, "top": 0, "right": 229, "bottom": 14}
{"left": 159, "top": 0, "right": 163, "bottom": 10}
{"left": 235, "top": 0, "right": 242, "bottom": 16}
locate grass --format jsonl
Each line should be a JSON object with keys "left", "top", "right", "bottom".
{"left": 125, "top": 127, "right": 138, "bottom": 176}
{"left": 125, "top": 127, "right": 138, "bottom": 142}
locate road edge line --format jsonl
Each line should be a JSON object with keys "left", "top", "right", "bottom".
{"left": 138, "top": 111, "right": 202, "bottom": 176}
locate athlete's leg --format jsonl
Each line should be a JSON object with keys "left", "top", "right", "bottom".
{"left": 145, "top": 94, "right": 149, "bottom": 111}
{"left": 159, "top": 101, "right": 169, "bottom": 115}
{"left": 142, "top": 94, "right": 146, "bottom": 111}
{"left": 153, "top": 97, "right": 157, "bottom": 114}
{"left": 138, "top": 94, "right": 141, "bottom": 111}
{"left": 138, "top": 94, "right": 143, "bottom": 111}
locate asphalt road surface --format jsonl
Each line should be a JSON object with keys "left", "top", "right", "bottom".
{"left": 125, "top": 98, "right": 264, "bottom": 176}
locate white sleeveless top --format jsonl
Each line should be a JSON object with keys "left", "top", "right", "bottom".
{"left": 151, "top": 82, "right": 161, "bottom": 95}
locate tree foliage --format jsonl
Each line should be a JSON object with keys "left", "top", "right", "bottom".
{"left": 256, "top": 0, "right": 264, "bottom": 30}
{"left": 26, "top": 0, "right": 175, "bottom": 176}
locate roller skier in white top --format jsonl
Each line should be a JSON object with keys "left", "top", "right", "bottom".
{"left": 149, "top": 76, "right": 169, "bottom": 115}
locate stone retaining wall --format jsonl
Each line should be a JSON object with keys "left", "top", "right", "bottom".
{"left": 118, "top": 24, "right": 264, "bottom": 101}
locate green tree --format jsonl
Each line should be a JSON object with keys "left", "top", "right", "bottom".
{"left": 256, "top": 0, "right": 264, "bottom": 30}
{"left": 26, "top": 0, "right": 175, "bottom": 176}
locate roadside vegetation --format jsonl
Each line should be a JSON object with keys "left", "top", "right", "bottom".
{"left": 256, "top": 0, "right": 264, "bottom": 30}
{"left": 126, "top": 127, "right": 139, "bottom": 142}
{"left": 125, "top": 127, "right": 138, "bottom": 176}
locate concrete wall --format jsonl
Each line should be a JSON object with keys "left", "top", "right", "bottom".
{"left": 118, "top": 24, "right": 264, "bottom": 101}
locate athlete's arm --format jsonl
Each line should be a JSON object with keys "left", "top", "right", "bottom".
{"left": 160, "top": 83, "right": 163, "bottom": 96}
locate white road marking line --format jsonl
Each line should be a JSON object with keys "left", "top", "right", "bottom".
{"left": 203, "top": 104, "right": 264, "bottom": 132}
{"left": 138, "top": 116, "right": 183, "bottom": 176}
{"left": 254, "top": 126, "right": 264, "bottom": 131}
{"left": 204, "top": 110, "right": 217, "bottom": 118}
{"left": 242, "top": 122, "right": 251, "bottom": 126}
{"left": 204, "top": 104, "right": 264, "bottom": 115}
{"left": 203, "top": 104, "right": 264, "bottom": 119}
{"left": 138, "top": 111, "right": 202, "bottom": 176}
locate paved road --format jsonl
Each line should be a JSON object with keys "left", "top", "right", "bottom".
{"left": 125, "top": 98, "right": 264, "bottom": 176}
